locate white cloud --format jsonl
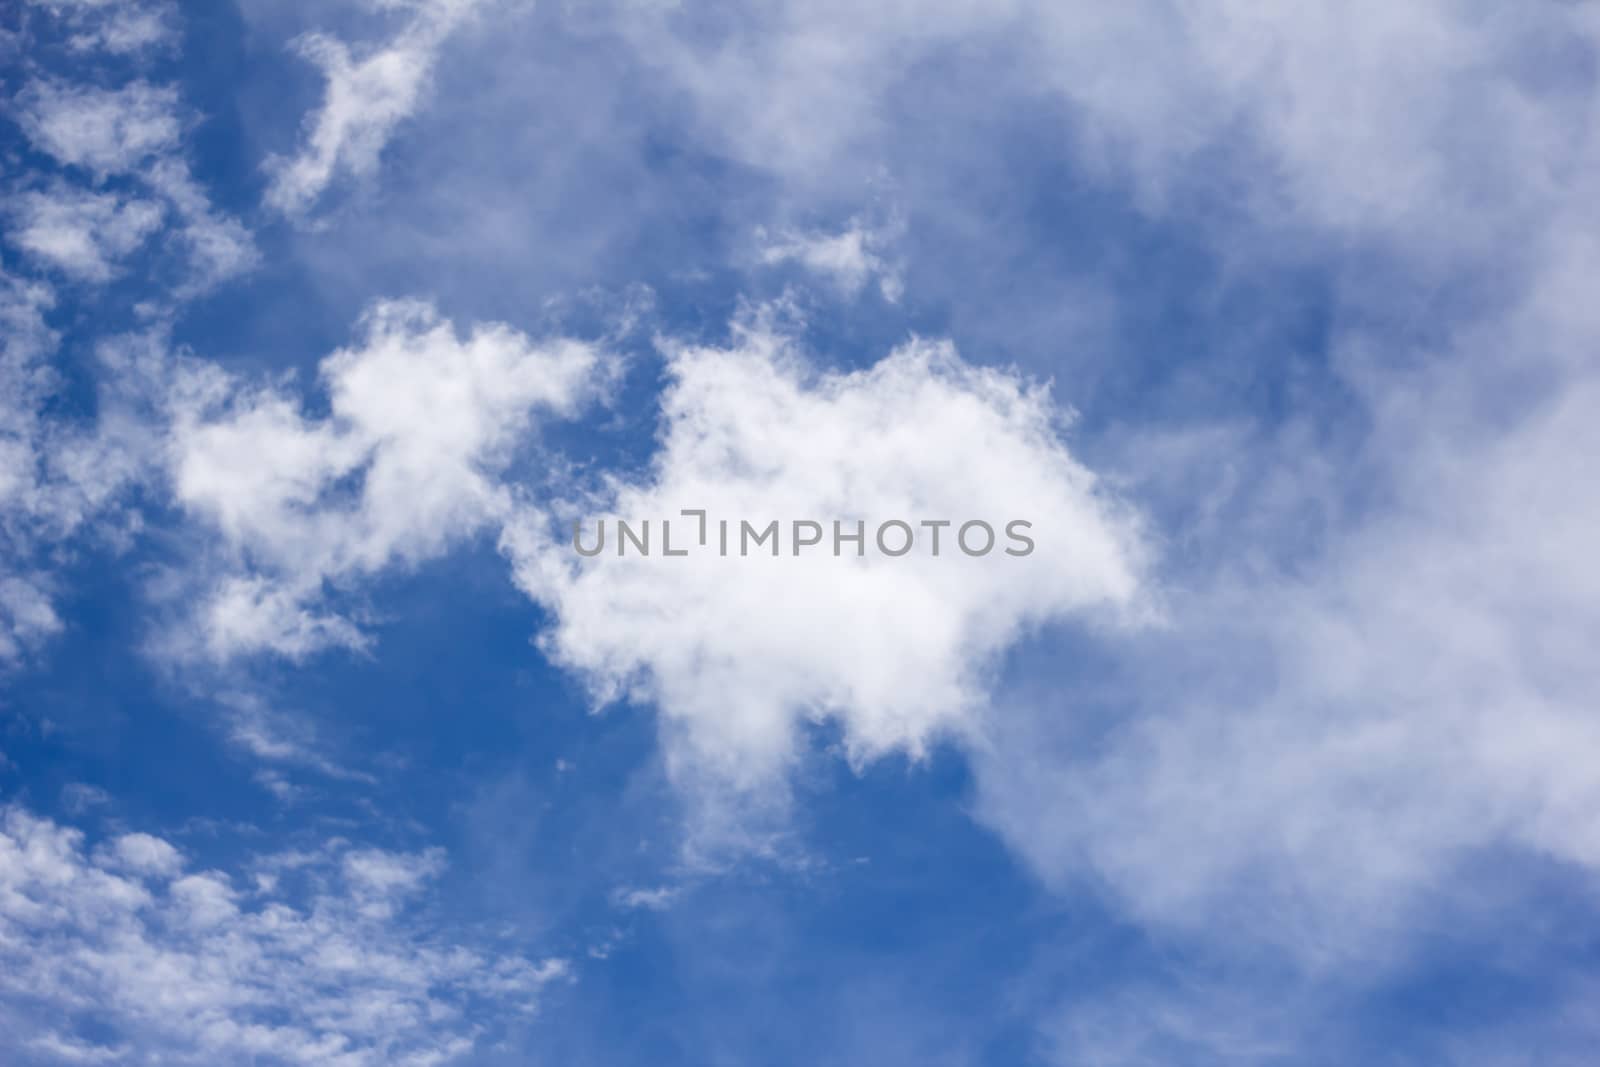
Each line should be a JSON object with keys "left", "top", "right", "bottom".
{"left": 24, "top": 1032, "right": 128, "bottom": 1064}
{"left": 143, "top": 157, "right": 261, "bottom": 295}
{"left": 343, "top": 847, "right": 446, "bottom": 918}
{"left": 586, "top": 0, "right": 1600, "bottom": 953}
{"left": 5, "top": 10, "right": 1599, "bottom": 1060}
{"left": 978, "top": 344, "right": 1600, "bottom": 962}
{"left": 503, "top": 309, "right": 1147, "bottom": 799}
{"left": 0, "top": 804, "right": 567, "bottom": 1066}
{"left": 0, "top": 283, "right": 164, "bottom": 665}
{"left": 0, "top": 28, "right": 256, "bottom": 661}
{"left": 14, "top": 79, "right": 257, "bottom": 295}
{"left": 7, "top": 184, "right": 164, "bottom": 282}
{"left": 265, "top": 0, "right": 486, "bottom": 216}
{"left": 610, "top": 885, "right": 679, "bottom": 911}
{"left": 0, "top": 271, "right": 70, "bottom": 663}
{"left": 379, "top": 14, "right": 1597, "bottom": 1052}
{"left": 758, "top": 220, "right": 903, "bottom": 301}
{"left": 216, "top": 691, "right": 378, "bottom": 789}
{"left": 26, "top": 1, "right": 179, "bottom": 56}
{"left": 616, "top": 0, "right": 1585, "bottom": 249}
{"left": 100, "top": 832, "right": 185, "bottom": 878}
{"left": 17, "top": 81, "right": 183, "bottom": 178}
{"left": 161, "top": 298, "right": 611, "bottom": 660}
{"left": 0, "top": 574, "right": 62, "bottom": 662}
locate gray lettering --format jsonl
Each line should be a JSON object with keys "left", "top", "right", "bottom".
{"left": 662, "top": 519, "right": 688, "bottom": 556}
{"left": 876, "top": 520, "right": 914, "bottom": 557}
{"left": 834, "top": 520, "right": 865, "bottom": 556}
{"left": 1004, "top": 519, "right": 1035, "bottom": 557}
{"left": 741, "top": 519, "right": 779, "bottom": 556}
{"left": 793, "top": 520, "right": 823, "bottom": 555}
{"left": 958, "top": 519, "right": 995, "bottom": 556}
{"left": 618, "top": 519, "right": 649, "bottom": 556}
{"left": 574, "top": 519, "right": 605, "bottom": 557}
{"left": 681, "top": 508, "right": 708, "bottom": 545}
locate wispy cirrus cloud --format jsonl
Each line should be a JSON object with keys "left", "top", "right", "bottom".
{"left": 265, "top": 0, "right": 487, "bottom": 217}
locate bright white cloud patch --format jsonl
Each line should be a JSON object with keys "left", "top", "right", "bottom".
{"left": 0, "top": 805, "right": 566, "bottom": 1066}
{"left": 100, "top": 831, "right": 185, "bottom": 877}
{"left": 14, "top": 78, "right": 257, "bottom": 295}
{"left": 265, "top": 0, "right": 483, "bottom": 216}
{"left": 8, "top": 185, "right": 164, "bottom": 282}
{"left": 17, "top": 81, "right": 183, "bottom": 178}
{"left": 164, "top": 298, "right": 610, "bottom": 661}
{"left": 504, "top": 315, "right": 1146, "bottom": 789}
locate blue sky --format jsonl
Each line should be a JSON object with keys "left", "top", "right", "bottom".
{"left": 3, "top": 1, "right": 1600, "bottom": 1064}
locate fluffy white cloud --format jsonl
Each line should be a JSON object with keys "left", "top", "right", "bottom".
{"left": 530, "top": 11, "right": 1600, "bottom": 1045}
{"left": 99, "top": 832, "right": 185, "bottom": 877}
{"left": 0, "top": 804, "right": 566, "bottom": 1066}
{"left": 265, "top": 0, "right": 485, "bottom": 216}
{"left": 504, "top": 311, "right": 1147, "bottom": 794}
{"left": 594, "top": 0, "right": 1600, "bottom": 906}
{"left": 14, "top": 79, "right": 257, "bottom": 295}
{"left": 16, "top": 81, "right": 183, "bottom": 178}
{"left": 7, "top": 184, "right": 164, "bottom": 282}
{"left": 162, "top": 298, "right": 611, "bottom": 660}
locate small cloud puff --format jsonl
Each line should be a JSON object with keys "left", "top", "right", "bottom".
{"left": 758, "top": 219, "right": 903, "bottom": 302}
